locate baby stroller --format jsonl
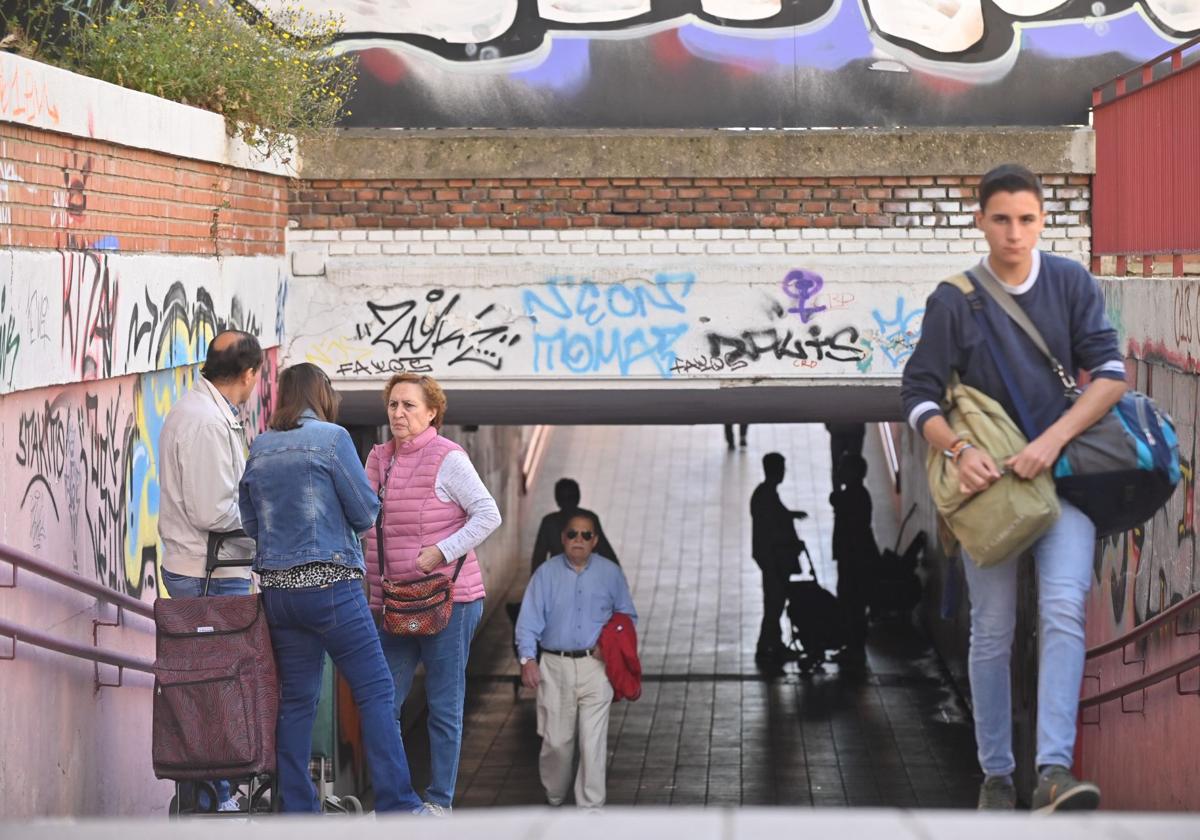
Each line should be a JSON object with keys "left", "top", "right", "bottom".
{"left": 786, "top": 543, "right": 845, "bottom": 672}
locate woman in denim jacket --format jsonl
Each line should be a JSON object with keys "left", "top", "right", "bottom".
{"left": 238, "top": 363, "right": 428, "bottom": 814}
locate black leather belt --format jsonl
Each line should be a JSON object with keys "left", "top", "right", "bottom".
{"left": 542, "top": 648, "right": 593, "bottom": 658}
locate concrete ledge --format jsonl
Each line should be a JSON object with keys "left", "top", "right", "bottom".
{"left": 298, "top": 127, "right": 1094, "bottom": 181}
{"left": 9, "top": 809, "right": 1197, "bottom": 838}
{"left": 1, "top": 53, "right": 295, "bottom": 177}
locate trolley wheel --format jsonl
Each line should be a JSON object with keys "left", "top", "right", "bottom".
{"left": 341, "top": 795, "right": 363, "bottom": 814}
{"left": 168, "top": 794, "right": 181, "bottom": 819}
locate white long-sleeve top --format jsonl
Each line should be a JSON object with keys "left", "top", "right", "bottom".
{"left": 433, "top": 450, "right": 502, "bottom": 562}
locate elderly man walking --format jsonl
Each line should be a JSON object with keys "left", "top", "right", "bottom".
{"left": 515, "top": 512, "right": 636, "bottom": 809}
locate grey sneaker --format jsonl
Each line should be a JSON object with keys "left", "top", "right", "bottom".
{"left": 416, "top": 801, "right": 449, "bottom": 817}
{"left": 1032, "top": 765, "right": 1100, "bottom": 813}
{"left": 977, "top": 775, "right": 1016, "bottom": 810}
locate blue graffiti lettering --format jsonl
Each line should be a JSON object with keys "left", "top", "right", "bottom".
{"left": 523, "top": 273, "right": 694, "bottom": 377}
{"left": 871, "top": 297, "right": 925, "bottom": 368}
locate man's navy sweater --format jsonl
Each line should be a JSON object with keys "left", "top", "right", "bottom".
{"left": 900, "top": 252, "right": 1125, "bottom": 439}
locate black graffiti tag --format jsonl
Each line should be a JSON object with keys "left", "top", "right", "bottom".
{"left": 358, "top": 290, "right": 519, "bottom": 371}
{"left": 706, "top": 324, "right": 866, "bottom": 367}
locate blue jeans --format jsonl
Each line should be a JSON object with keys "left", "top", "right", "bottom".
{"left": 380, "top": 598, "right": 484, "bottom": 808}
{"left": 161, "top": 568, "right": 252, "bottom": 808}
{"left": 262, "top": 580, "right": 423, "bottom": 813}
{"left": 962, "top": 500, "right": 1095, "bottom": 776}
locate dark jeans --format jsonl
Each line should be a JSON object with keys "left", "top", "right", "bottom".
{"left": 757, "top": 563, "right": 788, "bottom": 654}
{"left": 724, "top": 424, "right": 749, "bottom": 447}
{"left": 262, "top": 580, "right": 423, "bottom": 813}
{"left": 161, "top": 569, "right": 252, "bottom": 808}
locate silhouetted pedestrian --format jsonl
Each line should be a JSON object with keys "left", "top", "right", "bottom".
{"left": 825, "top": 422, "right": 865, "bottom": 483}
{"left": 829, "top": 453, "right": 879, "bottom": 666}
{"left": 531, "top": 478, "right": 618, "bottom": 573}
{"left": 724, "top": 423, "right": 749, "bottom": 450}
{"left": 750, "top": 452, "right": 807, "bottom": 673}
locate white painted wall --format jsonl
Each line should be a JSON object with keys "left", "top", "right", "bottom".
{"left": 284, "top": 227, "right": 1090, "bottom": 394}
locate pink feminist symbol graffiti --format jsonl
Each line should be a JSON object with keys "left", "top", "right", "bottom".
{"left": 782, "top": 269, "right": 826, "bottom": 324}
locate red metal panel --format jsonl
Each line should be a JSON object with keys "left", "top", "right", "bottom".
{"left": 1093, "top": 56, "right": 1200, "bottom": 257}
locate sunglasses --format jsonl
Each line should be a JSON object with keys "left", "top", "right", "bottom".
{"left": 565, "top": 529, "right": 595, "bottom": 541}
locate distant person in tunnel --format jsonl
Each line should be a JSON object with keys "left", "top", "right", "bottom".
{"left": 157, "top": 329, "right": 261, "bottom": 811}
{"left": 365, "top": 373, "right": 502, "bottom": 814}
{"left": 531, "top": 478, "right": 618, "bottom": 573}
{"left": 750, "top": 452, "right": 808, "bottom": 673}
{"left": 828, "top": 453, "right": 879, "bottom": 667}
{"left": 724, "top": 423, "right": 749, "bottom": 450}
{"left": 901, "top": 163, "right": 1126, "bottom": 812}
{"left": 824, "top": 422, "right": 865, "bottom": 483}
{"left": 516, "top": 511, "right": 637, "bottom": 809}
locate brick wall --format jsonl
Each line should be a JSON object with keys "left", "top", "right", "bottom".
{"left": 1, "top": 122, "right": 286, "bottom": 255}
{"left": 290, "top": 174, "right": 1091, "bottom": 233}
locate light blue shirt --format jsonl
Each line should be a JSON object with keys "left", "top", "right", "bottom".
{"left": 515, "top": 553, "right": 636, "bottom": 660}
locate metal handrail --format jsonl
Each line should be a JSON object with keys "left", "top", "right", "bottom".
{"left": 0, "top": 542, "right": 155, "bottom": 621}
{"left": 1085, "top": 589, "right": 1200, "bottom": 659}
{"left": 1080, "top": 650, "right": 1200, "bottom": 710}
{"left": 0, "top": 616, "right": 154, "bottom": 674}
{"left": 1079, "top": 590, "right": 1200, "bottom": 708}
{"left": 1092, "top": 33, "right": 1200, "bottom": 107}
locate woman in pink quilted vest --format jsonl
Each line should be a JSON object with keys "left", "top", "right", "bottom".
{"left": 365, "top": 372, "right": 501, "bottom": 814}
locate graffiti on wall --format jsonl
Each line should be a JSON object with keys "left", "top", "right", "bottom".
{"left": 292, "top": 264, "right": 930, "bottom": 382}
{"left": 524, "top": 273, "right": 695, "bottom": 377}
{"left": 251, "top": 0, "right": 1200, "bottom": 127}
{"left": 3, "top": 350, "right": 278, "bottom": 596}
{"left": 347, "top": 289, "right": 522, "bottom": 375}
{"left": 0, "top": 251, "right": 283, "bottom": 395}
{"left": 0, "top": 51, "right": 61, "bottom": 126}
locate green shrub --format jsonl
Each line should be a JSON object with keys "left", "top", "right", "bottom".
{"left": 4, "top": 0, "right": 354, "bottom": 162}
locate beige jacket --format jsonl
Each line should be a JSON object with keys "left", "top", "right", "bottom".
{"left": 157, "top": 376, "right": 252, "bottom": 579}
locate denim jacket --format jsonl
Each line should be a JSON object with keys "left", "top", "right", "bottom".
{"left": 238, "top": 410, "right": 380, "bottom": 572}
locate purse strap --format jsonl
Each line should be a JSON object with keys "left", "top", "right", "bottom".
{"left": 376, "top": 454, "right": 469, "bottom": 585}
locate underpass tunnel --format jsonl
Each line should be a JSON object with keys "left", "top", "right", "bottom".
{"left": 337, "top": 387, "right": 978, "bottom": 808}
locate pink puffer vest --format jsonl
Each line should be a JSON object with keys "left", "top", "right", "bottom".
{"left": 363, "top": 426, "right": 485, "bottom": 609}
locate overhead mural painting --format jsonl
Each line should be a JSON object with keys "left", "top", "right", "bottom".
{"left": 285, "top": 262, "right": 932, "bottom": 382}
{"left": 247, "top": 0, "right": 1200, "bottom": 127}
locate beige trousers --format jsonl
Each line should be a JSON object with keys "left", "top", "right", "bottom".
{"left": 536, "top": 652, "right": 613, "bottom": 808}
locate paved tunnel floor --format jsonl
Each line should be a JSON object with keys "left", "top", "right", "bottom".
{"left": 406, "top": 424, "right": 981, "bottom": 808}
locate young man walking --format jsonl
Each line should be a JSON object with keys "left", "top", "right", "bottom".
{"left": 901, "top": 164, "right": 1127, "bottom": 812}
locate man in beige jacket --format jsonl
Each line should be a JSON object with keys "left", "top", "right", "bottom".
{"left": 158, "top": 330, "right": 262, "bottom": 599}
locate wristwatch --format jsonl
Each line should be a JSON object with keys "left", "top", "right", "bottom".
{"left": 519, "top": 656, "right": 532, "bottom": 666}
